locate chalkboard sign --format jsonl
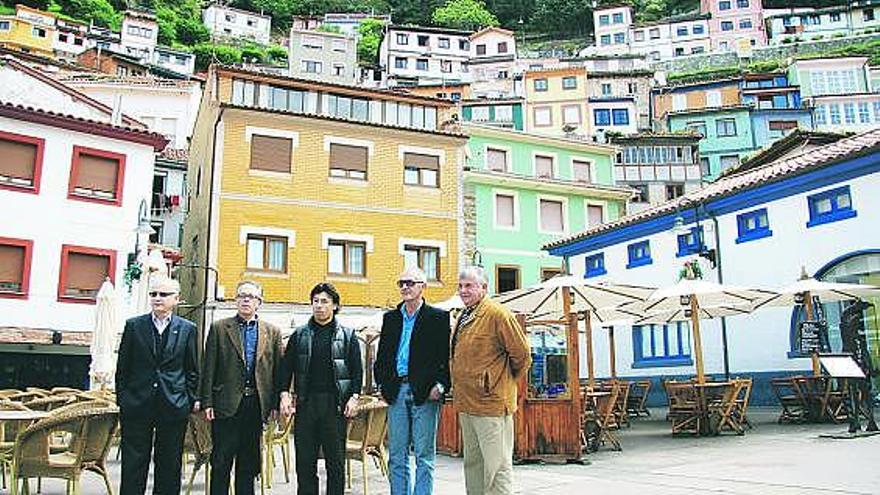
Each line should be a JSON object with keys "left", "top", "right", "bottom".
{"left": 799, "top": 320, "right": 826, "bottom": 354}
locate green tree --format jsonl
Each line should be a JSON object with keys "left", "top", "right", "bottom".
{"left": 317, "top": 23, "right": 342, "bottom": 34}
{"left": 176, "top": 16, "right": 210, "bottom": 45}
{"left": 155, "top": 6, "right": 178, "bottom": 45}
{"left": 55, "top": 0, "right": 121, "bottom": 28}
{"left": 266, "top": 44, "right": 288, "bottom": 64}
{"left": 530, "top": 0, "right": 590, "bottom": 35}
{"left": 356, "top": 18, "right": 383, "bottom": 65}
{"left": 193, "top": 43, "right": 241, "bottom": 71}
{"left": 432, "top": 0, "right": 499, "bottom": 30}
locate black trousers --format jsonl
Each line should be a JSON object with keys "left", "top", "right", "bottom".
{"left": 210, "top": 395, "right": 263, "bottom": 495}
{"left": 294, "top": 393, "right": 347, "bottom": 495}
{"left": 120, "top": 406, "right": 188, "bottom": 495}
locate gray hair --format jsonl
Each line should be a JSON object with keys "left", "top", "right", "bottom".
{"left": 236, "top": 280, "right": 263, "bottom": 300}
{"left": 400, "top": 265, "right": 427, "bottom": 283}
{"left": 458, "top": 265, "right": 488, "bottom": 286}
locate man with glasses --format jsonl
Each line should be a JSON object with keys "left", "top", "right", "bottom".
{"left": 116, "top": 276, "right": 199, "bottom": 495}
{"left": 375, "top": 267, "right": 450, "bottom": 495}
{"left": 201, "top": 281, "right": 283, "bottom": 495}
{"left": 279, "top": 282, "right": 362, "bottom": 495}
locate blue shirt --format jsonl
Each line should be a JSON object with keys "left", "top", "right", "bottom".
{"left": 238, "top": 316, "right": 258, "bottom": 385}
{"left": 396, "top": 300, "right": 423, "bottom": 377}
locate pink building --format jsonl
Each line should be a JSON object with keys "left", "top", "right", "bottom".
{"left": 701, "top": 0, "right": 767, "bottom": 52}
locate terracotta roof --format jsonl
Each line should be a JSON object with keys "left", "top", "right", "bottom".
{"left": 0, "top": 101, "right": 169, "bottom": 150}
{"left": 0, "top": 327, "right": 91, "bottom": 346}
{"left": 545, "top": 128, "right": 880, "bottom": 250}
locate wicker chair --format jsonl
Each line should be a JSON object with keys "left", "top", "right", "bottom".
{"left": 345, "top": 401, "right": 389, "bottom": 495}
{"left": 49, "top": 388, "right": 83, "bottom": 396}
{"left": 183, "top": 413, "right": 212, "bottom": 495}
{"left": 1, "top": 401, "right": 31, "bottom": 490}
{"left": 26, "top": 396, "right": 75, "bottom": 412}
{"left": 263, "top": 413, "right": 294, "bottom": 487}
{"left": 10, "top": 405, "right": 119, "bottom": 495}
{"left": 5, "top": 392, "right": 46, "bottom": 404}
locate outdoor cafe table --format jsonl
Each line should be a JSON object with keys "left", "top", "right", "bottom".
{"left": 693, "top": 382, "right": 734, "bottom": 436}
{"left": 792, "top": 376, "right": 844, "bottom": 423}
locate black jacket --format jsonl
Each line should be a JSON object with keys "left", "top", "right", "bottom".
{"left": 278, "top": 318, "right": 362, "bottom": 408}
{"left": 115, "top": 313, "right": 199, "bottom": 419}
{"left": 374, "top": 302, "right": 450, "bottom": 406}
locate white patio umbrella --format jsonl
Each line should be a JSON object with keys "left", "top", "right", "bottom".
{"left": 90, "top": 278, "right": 119, "bottom": 390}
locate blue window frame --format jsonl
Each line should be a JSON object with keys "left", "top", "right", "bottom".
{"left": 693, "top": 24, "right": 705, "bottom": 34}
{"left": 613, "top": 32, "right": 625, "bottom": 44}
{"left": 807, "top": 185, "right": 857, "bottom": 228}
{"left": 612, "top": 12, "right": 624, "bottom": 23}
{"left": 633, "top": 322, "right": 693, "bottom": 368}
{"left": 721, "top": 21, "right": 734, "bottom": 31}
{"left": 627, "top": 240, "right": 652, "bottom": 268}
{"left": 772, "top": 94, "right": 788, "bottom": 108}
{"left": 719, "top": 0, "right": 731, "bottom": 10}
{"left": 736, "top": 208, "right": 772, "bottom": 243}
{"left": 600, "top": 34, "right": 611, "bottom": 45}
{"left": 676, "top": 226, "right": 703, "bottom": 257}
{"left": 594, "top": 109, "right": 611, "bottom": 126}
{"left": 585, "top": 253, "right": 606, "bottom": 278}
{"left": 612, "top": 108, "right": 629, "bottom": 125}
{"left": 677, "top": 26, "right": 688, "bottom": 36}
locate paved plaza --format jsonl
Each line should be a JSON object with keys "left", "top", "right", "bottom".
{"left": 5, "top": 409, "right": 879, "bottom": 495}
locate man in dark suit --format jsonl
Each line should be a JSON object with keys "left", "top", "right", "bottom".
{"left": 116, "top": 276, "right": 199, "bottom": 495}
{"left": 374, "top": 267, "right": 450, "bottom": 495}
{"left": 201, "top": 280, "right": 283, "bottom": 495}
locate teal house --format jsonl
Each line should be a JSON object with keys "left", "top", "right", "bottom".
{"left": 460, "top": 97, "right": 524, "bottom": 130}
{"left": 667, "top": 104, "right": 754, "bottom": 178}
{"left": 462, "top": 123, "right": 631, "bottom": 294}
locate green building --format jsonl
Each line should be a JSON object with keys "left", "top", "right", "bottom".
{"left": 667, "top": 104, "right": 754, "bottom": 179}
{"left": 462, "top": 123, "right": 631, "bottom": 294}
{"left": 460, "top": 97, "right": 524, "bottom": 130}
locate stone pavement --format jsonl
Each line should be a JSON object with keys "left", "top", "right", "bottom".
{"left": 5, "top": 409, "right": 879, "bottom": 495}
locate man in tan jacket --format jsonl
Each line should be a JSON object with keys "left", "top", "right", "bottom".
{"left": 450, "top": 266, "right": 531, "bottom": 495}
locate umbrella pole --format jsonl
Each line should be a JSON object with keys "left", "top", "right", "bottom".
{"left": 585, "top": 312, "right": 595, "bottom": 390}
{"left": 690, "top": 296, "right": 706, "bottom": 385}
{"left": 804, "top": 291, "right": 821, "bottom": 377}
{"left": 608, "top": 326, "right": 616, "bottom": 380}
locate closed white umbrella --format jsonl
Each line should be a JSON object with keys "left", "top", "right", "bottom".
{"left": 90, "top": 279, "right": 119, "bottom": 390}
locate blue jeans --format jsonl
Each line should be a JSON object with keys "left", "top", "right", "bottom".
{"left": 388, "top": 382, "right": 440, "bottom": 495}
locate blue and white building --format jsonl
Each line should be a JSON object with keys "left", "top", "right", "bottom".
{"left": 544, "top": 129, "right": 880, "bottom": 405}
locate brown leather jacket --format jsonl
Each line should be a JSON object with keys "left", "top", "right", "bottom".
{"left": 450, "top": 297, "right": 531, "bottom": 416}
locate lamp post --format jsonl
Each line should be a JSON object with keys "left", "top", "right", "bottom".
{"left": 671, "top": 196, "right": 730, "bottom": 380}
{"left": 132, "top": 198, "right": 155, "bottom": 266}
{"left": 518, "top": 18, "right": 525, "bottom": 54}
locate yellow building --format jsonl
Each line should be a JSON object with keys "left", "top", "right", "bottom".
{"left": 0, "top": 5, "right": 55, "bottom": 56}
{"left": 524, "top": 66, "right": 588, "bottom": 137}
{"left": 183, "top": 65, "right": 467, "bottom": 329}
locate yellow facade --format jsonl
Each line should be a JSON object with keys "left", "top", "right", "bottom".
{"left": 523, "top": 67, "right": 588, "bottom": 137}
{"left": 184, "top": 67, "right": 467, "bottom": 311}
{"left": 653, "top": 81, "right": 741, "bottom": 121}
{"left": 0, "top": 6, "right": 55, "bottom": 56}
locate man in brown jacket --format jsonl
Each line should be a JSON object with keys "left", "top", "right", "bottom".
{"left": 450, "top": 266, "right": 531, "bottom": 495}
{"left": 201, "top": 280, "right": 283, "bottom": 495}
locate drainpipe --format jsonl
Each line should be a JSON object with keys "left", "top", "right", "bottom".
{"left": 708, "top": 209, "right": 731, "bottom": 381}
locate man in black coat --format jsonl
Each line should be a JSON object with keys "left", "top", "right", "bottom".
{"left": 116, "top": 276, "right": 199, "bottom": 495}
{"left": 374, "top": 267, "right": 450, "bottom": 495}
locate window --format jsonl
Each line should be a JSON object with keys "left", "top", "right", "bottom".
{"left": 495, "top": 105, "right": 513, "bottom": 122}
{"left": 829, "top": 104, "right": 841, "bottom": 125}
{"left": 301, "top": 60, "right": 322, "bottom": 73}
{"left": 562, "top": 76, "right": 577, "bottom": 89}
{"left": 864, "top": 9, "right": 875, "bottom": 21}
{"left": 417, "top": 35, "right": 429, "bottom": 47}
{"left": 535, "top": 155, "right": 554, "bottom": 178}
{"left": 68, "top": 146, "right": 124, "bottom": 205}
{"left": 534, "top": 78, "right": 548, "bottom": 91}
{"left": 831, "top": 12, "right": 841, "bottom": 22}
{"left": 486, "top": 148, "right": 508, "bottom": 172}
{"left": 396, "top": 33, "right": 409, "bottom": 44}
{"left": 246, "top": 235, "right": 287, "bottom": 272}
{"left": 403, "top": 152, "right": 439, "bottom": 187}
{"left": 844, "top": 103, "right": 856, "bottom": 124}
{"left": 534, "top": 106, "right": 552, "bottom": 126}
{"left": 601, "top": 83, "right": 612, "bottom": 95}
{"left": 562, "top": 105, "right": 581, "bottom": 124}
{"left": 394, "top": 57, "right": 407, "bottom": 69}
{"left": 875, "top": 102, "right": 880, "bottom": 123}
{"left": 0, "top": 131, "right": 43, "bottom": 193}
{"left": 303, "top": 36, "right": 323, "bottom": 49}
{"left": 496, "top": 266, "right": 520, "bottom": 293}
{"left": 327, "top": 95, "right": 369, "bottom": 121}
{"left": 612, "top": 12, "right": 623, "bottom": 23}
{"left": 720, "top": 155, "right": 739, "bottom": 170}
{"left": 672, "top": 94, "right": 689, "bottom": 112}
{"left": 331, "top": 39, "right": 346, "bottom": 52}
{"left": 614, "top": 32, "right": 625, "bottom": 44}
{"left": 404, "top": 245, "right": 440, "bottom": 281}
{"left": 249, "top": 134, "right": 292, "bottom": 174}
{"left": 470, "top": 105, "right": 489, "bottom": 121}
{"left": 59, "top": 33, "right": 68, "bottom": 42}
{"left": 587, "top": 204, "right": 604, "bottom": 226}
{"left": 677, "top": 26, "right": 688, "bottom": 36}
{"left": 495, "top": 193, "right": 516, "bottom": 228}
{"left": 333, "top": 64, "right": 345, "bottom": 77}
{"left": 438, "top": 37, "right": 450, "bottom": 48}
{"left": 476, "top": 44, "right": 487, "bottom": 55}
{"left": 628, "top": 82, "right": 637, "bottom": 94}
{"left": 634, "top": 30, "right": 645, "bottom": 41}
{"left": 329, "top": 143, "right": 368, "bottom": 180}
{"left": 572, "top": 160, "right": 592, "bottom": 183}
{"left": 594, "top": 109, "right": 611, "bottom": 126}
{"left": 627, "top": 240, "right": 652, "bottom": 268}
{"left": 693, "top": 24, "right": 705, "bottom": 34}
{"left": 807, "top": 186, "right": 856, "bottom": 228}
{"left": 719, "top": 0, "right": 731, "bottom": 10}
{"left": 632, "top": 184, "right": 649, "bottom": 202}
{"left": 736, "top": 0, "right": 749, "bottom": 6}
{"left": 585, "top": 253, "right": 606, "bottom": 278}
{"left": 739, "top": 18, "right": 753, "bottom": 29}
{"left": 541, "top": 267, "right": 563, "bottom": 281}
{"left": 497, "top": 42, "right": 508, "bottom": 53}
{"left": 599, "top": 14, "right": 610, "bottom": 25}
{"left": 666, "top": 183, "right": 685, "bottom": 200}
{"left": 676, "top": 226, "right": 703, "bottom": 257}
{"left": 0, "top": 238, "right": 32, "bottom": 298}
{"left": 0, "top": 21, "right": 10, "bottom": 30}
{"left": 612, "top": 108, "right": 629, "bottom": 125}
{"left": 440, "top": 60, "right": 452, "bottom": 73}
{"left": 858, "top": 102, "right": 871, "bottom": 123}
{"left": 328, "top": 240, "right": 366, "bottom": 276}
{"left": 633, "top": 323, "right": 692, "bottom": 367}
{"left": 736, "top": 208, "right": 771, "bottom": 243}
{"left": 600, "top": 34, "right": 611, "bottom": 45}
{"left": 58, "top": 245, "right": 115, "bottom": 303}
{"left": 649, "top": 28, "right": 660, "bottom": 39}
{"left": 721, "top": 21, "right": 734, "bottom": 31}
{"left": 675, "top": 47, "right": 685, "bottom": 57}
{"left": 416, "top": 59, "right": 428, "bottom": 71}
{"left": 700, "top": 157, "right": 711, "bottom": 176}
{"left": 459, "top": 39, "right": 470, "bottom": 50}
{"left": 815, "top": 104, "right": 827, "bottom": 125}
{"left": 716, "top": 118, "right": 737, "bottom": 137}
{"left": 539, "top": 198, "right": 565, "bottom": 233}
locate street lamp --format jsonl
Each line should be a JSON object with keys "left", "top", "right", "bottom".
{"left": 131, "top": 198, "right": 155, "bottom": 266}
{"left": 518, "top": 18, "right": 525, "bottom": 55}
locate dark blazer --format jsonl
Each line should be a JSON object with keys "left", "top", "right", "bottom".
{"left": 200, "top": 316, "right": 283, "bottom": 421}
{"left": 374, "top": 301, "right": 450, "bottom": 406}
{"left": 115, "top": 313, "right": 199, "bottom": 419}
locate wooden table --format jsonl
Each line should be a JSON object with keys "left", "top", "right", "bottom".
{"left": 792, "top": 376, "right": 846, "bottom": 423}
{"left": 693, "top": 382, "right": 734, "bottom": 436}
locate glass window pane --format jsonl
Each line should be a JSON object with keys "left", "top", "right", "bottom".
{"left": 404, "top": 167, "right": 419, "bottom": 184}
{"left": 412, "top": 105, "right": 425, "bottom": 129}
{"left": 680, "top": 323, "right": 691, "bottom": 355}
{"left": 385, "top": 102, "right": 398, "bottom": 125}
{"left": 668, "top": 324, "right": 680, "bottom": 357}
{"left": 352, "top": 99, "right": 368, "bottom": 121}
{"left": 328, "top": 244, "right": 344, "bottom": 273}
{"left": 289, "top": 90, "right": 303, "bottom": 112}
{"left": 268, "top": 239, "right": 285, "bottom": 271}
{"left": 404, "top": 249, "right": 418, "bottom": 269}
{"left": 423, "top": 250, "right": 438, "bottom": 279}
{"left": 247, "top": 238, "right": 264, "bottom": 269}
{"left": 640, "top": 326, "right": 652, "bottom": 358}
{"left": 424, "top": 107, "right": 437, "bottom": 130}
{"left": 837, "top": 192, "right": 851, "bottom": 209}
{"left": 652, "top": 325, "right": 665, "bottom": 357}
{"left": 348, "top": 244, "right": 365, "bottom": 275}
{"left": 398, "top": 103, "right": 411, "bottom": 127}
{"left": 421, "top": 169, "right": 438, "bottom": 187}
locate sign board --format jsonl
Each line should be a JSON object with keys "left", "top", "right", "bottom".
{"left": 799, "top": 320, "right": 825, "bottom": 354}
{"left": 819, "top": 356, "right": 866, "bottom": 378}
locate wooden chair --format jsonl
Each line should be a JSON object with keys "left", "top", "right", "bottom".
{"left": 732, "top": 377, "right": 753, "bottom": 429}
{"left": 262, "top": 413, "right": 293, "bottom": 487}
{"left": 770, "top": 376, "right": 805, "bottom": 423}
{"left": 626, "top": 380, "right": 652, "bottom": 417}
{"left": 1, "top": 401, "right": 31, "bottom": 490}
{"left": 583, "top": 383, "right": 622, "bottom": 452}
{"left": 710, "top": 381, "right": 745, "bottom": 435}
{"left": 5, "top": 392, "right": 46, "bottom": 404}
{"left": 345, "top": 403, "right": 389, "bottom": 495}
{"left": 10, "top": 405, "right": 118, "bottom": 495}
{"left": 666, "top": 382, "right": 700, "bottom": 435}
{"left": 183, "top": 413, "right": 212, "bottom": 495}
{"left": 614, "top": 381, "right": 632, "bottom": 428}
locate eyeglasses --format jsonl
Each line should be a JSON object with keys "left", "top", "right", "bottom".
{"left": 149, "top": 291, "right": 176, "bottom": 298}
{"left": 397, "top": 280, "right": 423, "bottom": 288}
{"left": 236, "top": 293, "right": 261, "bottom": 301}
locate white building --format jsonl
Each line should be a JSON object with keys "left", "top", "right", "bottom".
{"left": 792, "top": 57, "right": 880, "bottom": 133}
{"left": 468, "top": 26, "right": 517, "bottom": 98}
{"left": 53, "top": 18, "right": 89, "bottom": 59}
{"left": 593, "top": 5, "right": 632, "bottom": 55}
{"left": 203, "top": 3, "right": 271, "bottom": 45}
{"left": 544, "top": 129, "right": 880, "bottom": 405}
{"left": 379, "top": 25, "right": 473, "bottom": 87}
{"left": 321, "top": 13, "right": 392, "bottom": 36}
{"left": 590, "top": 7, "right": 711, "bottom": 61}
{"left": 766, "top": 1, "right": 880, "bottom": 43}
{"left": 152, "top": 46, "right": 196, "bottom": 76}
{"left": 288, "top": 29, "right": 358, "bottom": 85}
{"left": 120, "top": 10, "right": 158, "bottom": 62}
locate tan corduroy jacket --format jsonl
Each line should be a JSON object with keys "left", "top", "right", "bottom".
{"left": 450, "top": 296, "right": 531, "bottom": 416}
